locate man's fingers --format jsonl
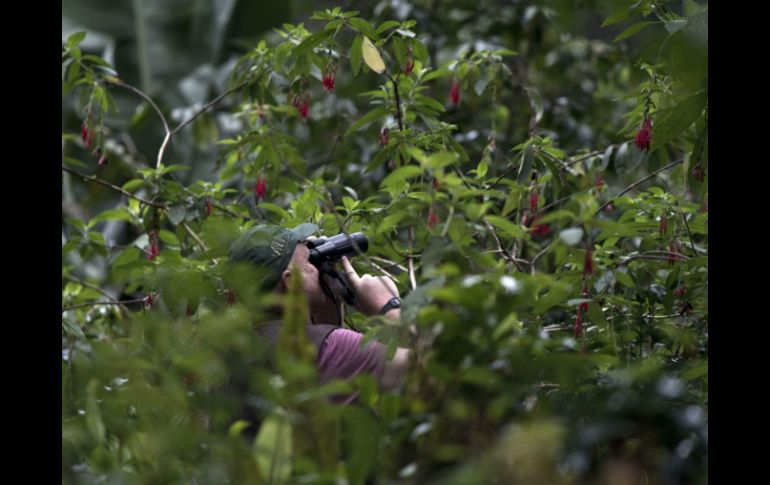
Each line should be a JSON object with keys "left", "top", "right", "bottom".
{"left": 340, "top": 256, "right": 361, "bottom": 285}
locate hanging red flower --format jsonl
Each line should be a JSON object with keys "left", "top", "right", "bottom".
{"left": 450, "top": 80, "right": 460, "bottom": 106}
{"left": 255, "top": 176, "right": 267, "bottom": 200}
{"left": 584, "top": 246, "right": 594, "bottom": 275}
{"left": 634, "top": 117, "right": 652, "bottom": 152}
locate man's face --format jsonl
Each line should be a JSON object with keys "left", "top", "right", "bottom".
{"left": 286, "top": 242, "right": 340, "bottom": 322}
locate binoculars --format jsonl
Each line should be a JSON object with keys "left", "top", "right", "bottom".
{"left": 306, "top": 232, "right": 369, "bottom": 266}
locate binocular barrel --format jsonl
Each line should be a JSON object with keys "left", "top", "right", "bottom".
{"left": 307, "top": 232, "right": 368, "bottom": 265}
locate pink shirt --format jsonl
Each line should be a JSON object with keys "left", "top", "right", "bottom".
{"left": 317, "top": 328, "right": 386, "bottom": 404}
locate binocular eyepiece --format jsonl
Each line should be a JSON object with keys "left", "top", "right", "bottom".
{"left": 306, "top": 232, "right": 368, "bottom": 266}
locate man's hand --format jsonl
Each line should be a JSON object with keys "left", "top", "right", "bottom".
{"left": 340, "top": 256, "right": 401, "bottom": 318}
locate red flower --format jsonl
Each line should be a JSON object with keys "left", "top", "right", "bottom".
{"left": 97, "top": 155, "right": 108, "bottom": 167}
{"left": 450, "top": 80, "right": 460, "bottom": 106}
{"left": 575, "top": 286, "right": 589, "bottom": 337}
{"left": 225, "top": 290, "right": 237, "bottom": 307}
{"left": 433, "top": 177, "right": 439, "bottom": 190}
{"left": 81, "top": 122, "right": 92, "bottom": 148}
{"left": 206, "top": 199, "right": 213, "bottom": 217}
{"left": 147, "top": 232, "right": 160, "bottom": 261}
{"left": 692, "top": 164, "right": 705, "bottom": 182}
{"left": 293, "top": 93, "right": 311, "bottom": 118}
{"left": 668, "top": 241, "right": 683, "bottom": 265}
{"left": 659, "top": 215, "right": 668, "bottom": 236}
{"left": 145, "top": 292, "right": 155, "bottom": 309}
{"left": 530, "top": 222, "right": 551, "bottom": 236}
{"left": 584, "top": 246, "right": 594, "bottom": 275}
{"left": 673, "top": 285, "right": 687, "bottom": 298}
{"left": 522, "top": 212, "right": 533, "bottom": 227}
{"left": 405, "top": 58, "right": 414, "bottom": 76}
{"left": 255, "top": 177, "right": 267, "bottom": 200}
{"left": 594, "top": 175, "right": 605, "bottom": 189}
{"left": 322, "top": 62, "right": 336, "bottom": 91}
{"left": 634, "top": 117, "right": 652, "bottom": 152}
{"left": 428, "top": 208, "right": 439, "bottom": 228}
{"left": 299, "top": 96, "right": 310, "bottom": 118}
{"left": 603, "top": 203, "right": 614, "bottom": 213}
{"left": 529, "top": 190, "right": 539, "bottom": 212}
{"left": 379, "top": 127, "right": 390, "bottom": 147}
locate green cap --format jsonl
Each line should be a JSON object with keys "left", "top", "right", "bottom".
{"left": 228, "top": 223, "right": 318, "bottom": 291}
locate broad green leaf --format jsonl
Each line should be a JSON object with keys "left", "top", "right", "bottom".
{"left": 91, "top": 208, "right": 134, "bottom": 225}
{"left": 254, "top": 411, "right": 292, "bottom": 483}
{"left": 614, "top": 22, "right": 656, "bottom": 42}
{"left": 485, "top": 215, "right": 526, "bottom": 238}
{"left": 381, "top": 165, "right": 423, "bottom": 188}
{"left": 650, "top": 91, "right": 708, "bottom": 151}
{"left": 167, "top": 205, "right": 186, "bottom": 225}
{"left": 601, "top": 10, "right": 630, "bottom": 27}
{"left": 362, "top": 36, "right": 386, "bottom": 74}
{"left": 376, "top": 20, "right": 400, "bottom": 35}
{"left": 344, "top": 105, "right": 389, "bottom": 137}
{"left": 350, "top": 34, "right": 363, "bottom": 75}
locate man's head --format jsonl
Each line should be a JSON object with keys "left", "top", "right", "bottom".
{"left": 228, "top": 224, "right": 340, "bottom": 323}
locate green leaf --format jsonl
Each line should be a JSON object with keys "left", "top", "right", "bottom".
{"left": 422, "top": 68, "right": 452, "bottom": 82}
{"left": 167, "top": 205, "right": 186, "bottom": 225}
{"left": 295, "top": 30, "right": 331, "bottom": 56}
{"left": 67, "top": 31, "right": 87, "bottom": 49}
{"left": 63, "top": 157, "right": 88, "bottom": 169}
{"left": 587, "top": 302, "right": 609, "bottom": 328}
{"left": 340, "top": 407, "right": 381, "bottom": 485}
{"left": 121, "top": 179, "right": 145, "bottom": 193}
{"left": 348, "top": 18, "right": 376, "bottom": 38}
{"left": 366, "top": 146, "right": 395, "bottom": 173}
{"left": 376, "top": 20, "right": 400, "bottom": 35}
{"left": 91, "top": 208, "right": 135, "bottom": 225}
{"left": 112, "top": 247, "right": 140, "bottom": 267}
{"left": 254, "top": 411, "right": 292, "bottom": 483}
{"left": 650, "top": 91, "right": 708, "bottom": 151}
{"left": 615, "top": 270, "right": 635, "bottom": 288}
{"left": 62, "top": 318, "right": 85, "bottom": 339}
{"left": 613, "top": 22, "right": 656, "bottom": 42}
{"left": 485, "top": 215, "right": 526, "bottom": 238}
{"left": 350, "top": 34, "right": 363, "bottom": 75}
{"left": 381, "top": 165, "right": 423, "bottom": 188}
{"left": 601, "top": 10, "right": 630, "bottom": 27}
{"left": 344, "top": 105, "right": 388, "bottom": 137}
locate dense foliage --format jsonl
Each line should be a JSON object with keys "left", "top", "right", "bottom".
{"left": 62, "top": 1, "right": 707, "bottom": 483}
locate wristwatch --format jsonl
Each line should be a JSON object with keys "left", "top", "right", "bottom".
{"left": 378, "top": 297, "right": 402, "bottom": 315}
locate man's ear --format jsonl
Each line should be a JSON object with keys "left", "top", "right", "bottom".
{"left": 279, "top": 268, "right": 292, "bottom": 289}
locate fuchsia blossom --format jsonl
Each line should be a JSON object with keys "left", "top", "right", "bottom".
{"left": 584, "top": 246, "right": 594, "bottom": 275}
{"left": 255, "top": 177, "right": 267, "bottom": 200}
{"left": 147, "top": 232, "right": 160, "bottom": 261}
{"left": 575, "top": 284, "right": 590, "bottom": 337}
{"left": 428, "top": 208, "right": 439, "bottom": 228}
{"left": 322, "top": 62, "right": 336, "bottom": 91}
{"left": 206, "top": 199, "right": 213, "bottom": 217}
{"left": 450, "top": 80, "right": 460, "bottom": 106}
{"left": 659, "top": 215, "right": 668, "bottom": 236}
{"left": 379, "top": 127, "right": 390, "bottom": 147}
{"left": 634, "top": 117, "right": 652, "bottom": 151}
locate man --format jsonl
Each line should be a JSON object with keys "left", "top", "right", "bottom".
{"left": 228, "top": 223, "right": 411, "bottom": 398}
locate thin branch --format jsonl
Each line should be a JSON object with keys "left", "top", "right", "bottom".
{"left": 386, "top": 74, "right": 404, "bottom": 131}
{"left": 563, "top": 144, "right": 621, "bottom": 168}
{"left": 487, "top": 164, "right": 519, "bottom": 190}
{"left": 483, "top": 218, "right": 521, "bottom": 271}
{"left": 62, "top": 298, "right": 147, "bottom": 312}
{"left": 169, "top": 80, "right": 250, "bottom": 136}
{"left": 677, "top": 207, "right": 696, "bottom": 257}
{"left": 111, "top": 80, "right": 170, "bottom": 134}
{"left": 368, "top": 256, "right": 408, "bottom": 273}
{"left": 182, "top": 222, "right": 208, "bottom": 252}
{"left": 595, "top": 158, "right": 684, "bottom": 215}
{"left": 62, "top": 166, "right": 165, "bottom": 208}
{"left": 407, "top": 227, "right": 417, "bottom": 291}
{"left": 64, "top": 276, "right": 130, "bottom": 315}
